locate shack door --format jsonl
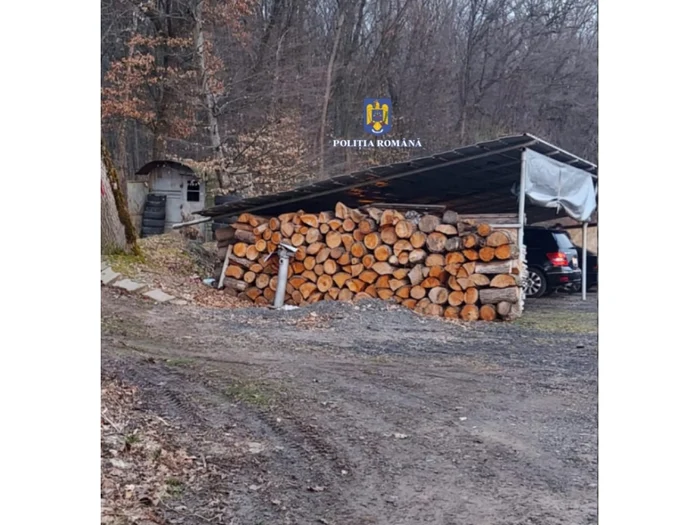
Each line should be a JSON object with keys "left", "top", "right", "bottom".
{"left": 150, "top": 169, "right": 184, "bottom": 231}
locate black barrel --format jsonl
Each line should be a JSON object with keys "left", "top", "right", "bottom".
{"left": 141, "top": 194, "right": 167, "bottom": 237}
{"left": 146, "top": 193, "right": 167, "bottom": 204}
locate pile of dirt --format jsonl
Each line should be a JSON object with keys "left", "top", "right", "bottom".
{"left": 105, "top": 233, "right": 251, "bottom": 309}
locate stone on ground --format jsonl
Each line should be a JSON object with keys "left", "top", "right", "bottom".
{"left": 113, "top": 279, "right": 147, "bottom": 293}
{"left": 101, "top": 267, "right": 121, "bottom": 286}
{"left": 142, "top": 289, "right": 176, "bottom": 303}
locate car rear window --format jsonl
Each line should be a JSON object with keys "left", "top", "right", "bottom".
{"left": 525, "top": 230, "right": 551, "bottom": 245}
{"left": 553, "top": 232, "right": 575, "bottom": 249}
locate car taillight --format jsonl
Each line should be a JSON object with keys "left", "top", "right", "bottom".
{"left": 546, "top": 252, "right": 568, "bottom": 266}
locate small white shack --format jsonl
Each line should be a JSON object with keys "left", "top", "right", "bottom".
{"left": 130, "top": 160, "right": 207, "bottom": 235}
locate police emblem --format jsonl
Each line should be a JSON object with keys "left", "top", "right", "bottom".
{"left": 363, "top": 98, "right": 392, "bottom": 136}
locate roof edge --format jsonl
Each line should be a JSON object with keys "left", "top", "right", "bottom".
{"left": 135, "top": 160, "right": 198, "bottom": 176}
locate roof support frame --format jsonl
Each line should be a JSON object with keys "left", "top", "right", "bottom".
{"left": 518, "top": 149, "right": 527, "bottom": 269}
{"left": 525, "top": 133, "right": 598, "bottom": 175}
{"left": 204, "top": 140, "right": 538, "bottom": 219}
{"left": 194, "top": 134, "right": 597, "bottom": 223}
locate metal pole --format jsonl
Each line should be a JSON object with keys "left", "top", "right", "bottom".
{"left": 274, "top": 250, "right": 291, "bottom": 308}
{"left": 490, "top": 223, "right": 524, "bottom": 229}
{"left": 172, "top": 216, "right": 212, "bottom": 229}
{"left": 518, "top": 149, "right": 527, "bottom": 263}
{"left": 582, "top": 222, "right": 588, "bottom": 301}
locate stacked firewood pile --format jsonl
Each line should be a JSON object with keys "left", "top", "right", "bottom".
{"left": 214, "top": 202, "right": 524, "bottom": 321}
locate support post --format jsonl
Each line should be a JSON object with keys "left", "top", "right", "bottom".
{"left": 217, "top": 245, "right": 232, "bottom": 289}
{"left": 518, "top": 149, "right": 527, "bottom": 263}
{"left": 582, "top": 222, "right": 588, "bottom": 301}
{"left": 274, "top": 249, "right": 291, "bottom": 308}
{"left": 517, "top": 149, "right": 528, "bottom": 317}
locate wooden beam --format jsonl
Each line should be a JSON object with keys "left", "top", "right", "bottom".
{"left": 217, "top": 245, "right": 232, "bottom": 289}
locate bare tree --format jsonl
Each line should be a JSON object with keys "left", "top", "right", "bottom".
{"left": 101, "top": 139, "right": 140, "bottom": 255}
{"left": 102, "top": 0, "right": 598, "bottom": 193}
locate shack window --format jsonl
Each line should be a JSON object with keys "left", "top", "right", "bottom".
{"left": 186, "top": 180, "right": 200, "bottom": 202}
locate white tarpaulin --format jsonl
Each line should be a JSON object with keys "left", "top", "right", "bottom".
{"left": 523, "top": 148, "right": 597, "bottom": 222}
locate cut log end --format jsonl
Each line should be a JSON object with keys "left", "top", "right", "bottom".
{"left": 460, "top": 304, "right": 480, "bottom": 321}
{"left": 476, "top": 223, "right": 492, "bottom": 237}
{"left": 479, "top": 304, "right": 497, "bottom": 321}
{"left": 418, "top": 214, "right": 441, "bottom": 233}
{"left": 490, "top": 274, "right": 517, "bottom": 288}
{"left": 479, "top": 246, "right": 496, "bottom": 262}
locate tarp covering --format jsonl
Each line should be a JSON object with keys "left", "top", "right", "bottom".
{"left": 523, "top": 148, "right": 597, "bottom": 222}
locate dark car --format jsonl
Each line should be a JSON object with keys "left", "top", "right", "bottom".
{"left": 573, "top": 247, "right": 598, "bottom": 291}
{"left": 523, "top": 226, "right": 582, "bottom": 298}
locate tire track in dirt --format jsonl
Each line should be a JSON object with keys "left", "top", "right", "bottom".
{"left": 283, "top": 368, "right": 581, "bottom": 523}
{"left": 102, "top": 289, "right": 597, "bottom": 525}
{"left": 102, "top": 348, "right": 387, "bottom": 524}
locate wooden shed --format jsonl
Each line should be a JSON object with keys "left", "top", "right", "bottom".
{"left": 130, "top": 160, "right": 207, "bottom": 236}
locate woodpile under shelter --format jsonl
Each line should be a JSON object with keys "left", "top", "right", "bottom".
{"left": 191, "top": 133, "right": 598, "bottom": 312}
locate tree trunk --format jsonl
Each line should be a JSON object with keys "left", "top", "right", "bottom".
{"left": 270, "top": 29, "right": 288, "bottom": 118}
{"left": 318, "top": 11, "right": 346, "bottom": 177}
{"left": 102, "top": 138, "right": 140, "bottom": 255}
{"left": 115, "top": 9, "right": 139, "bottom": 195}
{"left": 193, "top": 0, "right": 225, "bottom": 186}
{"left": 152, "top": 103, "right": 171, "bottom": 159}
{"left": 101, "top": 154, "right": 127, "bottom": 255}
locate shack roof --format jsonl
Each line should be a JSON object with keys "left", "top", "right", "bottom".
{"left": 135, "top": 160, "right": 198, "bottom": 177}
{"left": 196, "top": 133, "right": 597, "bottom": 224}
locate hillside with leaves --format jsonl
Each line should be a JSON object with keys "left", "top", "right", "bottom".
{"left": 102, "top": 0, "right": 597, "bottom": 196}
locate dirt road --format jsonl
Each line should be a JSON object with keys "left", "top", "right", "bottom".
{"left": 102, "top": 288, "right": 597, "bottom": 525}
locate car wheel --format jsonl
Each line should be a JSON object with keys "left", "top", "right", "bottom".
{"left": 525, "top": 268, "right": 548, "bottom": 298}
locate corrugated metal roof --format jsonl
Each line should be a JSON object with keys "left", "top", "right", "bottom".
{"left": 197, "top": 133, "right": 597, "bottom": 224}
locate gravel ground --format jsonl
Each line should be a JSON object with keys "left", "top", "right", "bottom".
{"left": 102, "top": 288, "right": 598, "bottom": 525}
